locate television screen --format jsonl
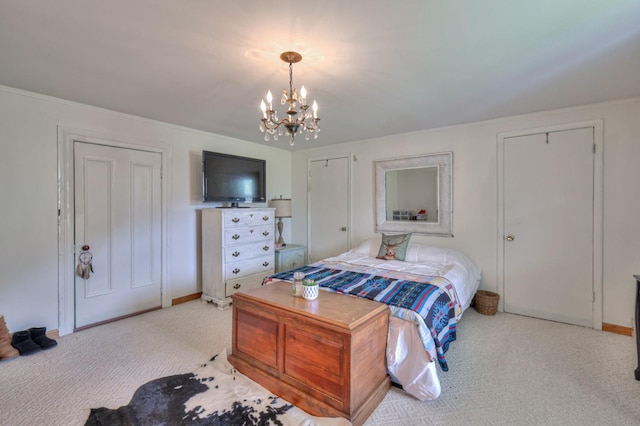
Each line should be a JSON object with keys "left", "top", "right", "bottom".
{"left": 202, "top": 151, "right": 266, "bottom": 204}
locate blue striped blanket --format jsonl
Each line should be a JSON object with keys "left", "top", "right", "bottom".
{"left": 267, "top": 264, "right": 457, "bottom": 371}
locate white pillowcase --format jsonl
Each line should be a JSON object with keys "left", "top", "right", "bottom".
{"left": 351, "top": 238, "right": 481, "bottom": 280}
{"left": 351, "top": 238, "right": 441, "bottom": 262}
{"left": 350, "top": 237, "right": 382, "bottom": 257}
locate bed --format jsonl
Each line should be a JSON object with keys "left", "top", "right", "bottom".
{"left": 264, "top": 236, "right": 481, "bottom": 401}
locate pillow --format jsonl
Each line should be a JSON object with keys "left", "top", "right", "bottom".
{"left": 376, "top": 233, "right": 412, "bottom": 261}
{"left": 405, "top": 243, "right": 482, "bottom": 281}
{"left": 351, "top": 237, "right": 382, "bottom": 257}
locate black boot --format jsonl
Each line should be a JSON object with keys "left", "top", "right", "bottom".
{"left": 11, "top": 331, "right": 41, "bottom": 355}
{"left": 28, "top": 327, "right": 57, "bottom": 350}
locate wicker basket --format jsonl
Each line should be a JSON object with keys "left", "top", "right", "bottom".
{"left": 474, "top": 290, "right": 499, "bottom": 315}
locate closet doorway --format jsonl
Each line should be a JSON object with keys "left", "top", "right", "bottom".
{"left": 308, "top": 155, "right": 351, "bottom": 262}
{"left": 498, "top": 122, "right": 603, "bottom": 329}
{"left": 73, "top": 142, "right": 162, "bottom": 329}
{"left": 58, "top": 128, "right": 170, "bottom": 335}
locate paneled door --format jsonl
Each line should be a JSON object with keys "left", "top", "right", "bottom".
{"left": 308, "top": 156, "right": 350, "bottom": 262}
{"left": 503, "top": 127, "right": 594, "bottom": 327}
{"left": 74, "top": 142, "right": 162, "bottom": 328}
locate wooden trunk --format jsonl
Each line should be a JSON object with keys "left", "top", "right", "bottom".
{"left": 229, "top": 282, "right": 390, "bottom": 426}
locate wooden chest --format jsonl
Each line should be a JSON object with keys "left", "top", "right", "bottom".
{"left": 229, "top": 282, "right": 390, "bottom": 426}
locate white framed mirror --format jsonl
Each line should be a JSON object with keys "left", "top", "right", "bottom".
{"left": 375, "top": 152, "right": 453, "bottom": 236}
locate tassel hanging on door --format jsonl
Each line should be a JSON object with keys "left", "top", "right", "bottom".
{"left": 76, "top": 250, "right": 94, "bottom": 279}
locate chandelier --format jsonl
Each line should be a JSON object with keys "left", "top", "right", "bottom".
{"left": 260, "top": 51, "right": 320, "bottom": 146}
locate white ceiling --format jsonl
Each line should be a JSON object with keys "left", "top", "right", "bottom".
{"left": 1, "top": 1, "right": 639, "bottom": 150}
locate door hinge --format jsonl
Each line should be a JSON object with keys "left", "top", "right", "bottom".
{"left": 593, "top": 291, "right": 596, "bottom": 303}
{"left": 593, "top": 144, "right": 596, "bottom": 154}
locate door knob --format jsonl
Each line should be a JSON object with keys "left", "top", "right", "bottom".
{"left": 340, "top": 227, "right": 347, "bottom": 231}
{"left": 506, "top": 234, "right": 515, "bottom": 241}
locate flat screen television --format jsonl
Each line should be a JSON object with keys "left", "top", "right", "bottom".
{"left": 202, "top": 151, "right": 266, "bottom": 206}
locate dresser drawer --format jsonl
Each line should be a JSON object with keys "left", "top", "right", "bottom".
{"left": 223, "top": 211, "right": 273, "bottom": 228}
{"left": 225, "top": 242, "right": 274, "bottom": 263}
{"left": 224, "top": 225, "right": 273, "bottom": 246}
{"left": 226, "top": 270, "right": 273, "bottom": 297}
{"left": 225, "top": 254, "right": 274, "bottom": 280}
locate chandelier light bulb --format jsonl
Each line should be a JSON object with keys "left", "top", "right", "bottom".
{"left": 300, "top": 86, "right": 307, "bottom": 103}
{"left": 266, "top": 90, "right": 273, "bottom": 109}
{"left": 312, "top": 100, "right": 318, "bottom": 118}
{"left": 260, "top": 100, "right": 267, "bottom": 118}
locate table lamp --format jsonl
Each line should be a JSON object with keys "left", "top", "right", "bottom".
{"left": 269, "top": 197, "right": 292, "bottom": 246}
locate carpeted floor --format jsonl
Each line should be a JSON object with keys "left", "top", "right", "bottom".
{"left": 1, "top": 300, "right": 639, "bottom": 425}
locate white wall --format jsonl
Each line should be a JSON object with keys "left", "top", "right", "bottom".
{"left": 2, "top": 82, "right": 637, "bottom": 332}
{"left": 0, "top": 86, "right": 291, "bottom": 333}
{"left": 291, "top": 97, "right": 640, "bottom": 329}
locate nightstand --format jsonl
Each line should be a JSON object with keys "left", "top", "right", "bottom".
{"left": 274, "top": 244, "right": 307, "bottom": 273}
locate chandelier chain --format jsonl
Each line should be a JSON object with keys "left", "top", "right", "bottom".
{"left": 289, "top": 62, "right": 294, "bottom": 96}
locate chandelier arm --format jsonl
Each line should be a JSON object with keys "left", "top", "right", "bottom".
{"left": 264, "top": 117, "right": 293, "bottom": 129}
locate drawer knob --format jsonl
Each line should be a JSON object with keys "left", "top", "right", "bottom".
{"left": 263, "top": 216, "right": 269, "bottom": 221}
{"left": 232, "top": 234, "right": 240, "bottom": 240}
{"left": 262, "top": 231, "right": 269, "bottom": 236}
{"left": 232, "top": 251, "right": 240, "bottom": 257}
{"left": 232, "top": 268, "right": 240, "bottom": 274}
{"left": 232, "top": 217, "right": 240, "bottom": 223}
{"left": 233, "top": 283, "right": 241, "bottom": 289}
{"left": 263, "top": 261, "right": 270, "bottom": 267}
{"left": 263, "top": 245, "right": 269, "bottom": 251}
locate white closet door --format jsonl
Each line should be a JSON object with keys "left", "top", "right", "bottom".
{"left": 74, "top": 142, "right": 162, "bottom": 328}
{"left": 504, "top": 128, "right": 594, "bottom": 327}
{"left": 308, "top": 157, "right": 350, "bottom": 262}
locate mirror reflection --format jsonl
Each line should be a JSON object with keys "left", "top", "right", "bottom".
{"left": 375, "top": 152, "right": 452, "bottom": 236}
{"left": 385, "top": 167, "right": 438, "bottom": 223}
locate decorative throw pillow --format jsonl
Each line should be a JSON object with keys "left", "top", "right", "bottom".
{"left": 376, "top": 233, "right": 412, "bottom": 261}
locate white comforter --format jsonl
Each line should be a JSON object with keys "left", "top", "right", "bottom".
{"left": 323, "top": 240, "right": 482, "bottom": 400}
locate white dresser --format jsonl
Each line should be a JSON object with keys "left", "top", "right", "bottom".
{"left": 201, "top": 208, "right": 275, "bottom": 309}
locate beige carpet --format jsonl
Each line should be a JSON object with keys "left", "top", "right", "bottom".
{"left": 1, "top": 300, "right": 639, "bottom": 425}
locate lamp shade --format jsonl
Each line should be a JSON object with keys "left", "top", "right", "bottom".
{"left": 269, "top": 198, "right": 292, "bottom": 218}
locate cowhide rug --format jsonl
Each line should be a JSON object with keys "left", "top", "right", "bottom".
{"left": 85, "top": 349, "right": 350, "bottom": 426}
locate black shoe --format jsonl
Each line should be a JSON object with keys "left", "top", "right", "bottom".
{"left": 11, "top": 331, "right": 41, "bottom": 355}
{"left": 28, "top": 327, "right": 57, "bottom": 350}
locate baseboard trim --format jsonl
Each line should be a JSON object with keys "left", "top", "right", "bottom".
{"left": 172, "top": 292, "right": 203, "bottom": 306}
{"left": 75, "top": 306, "right": 162, "bottom": 332}
{"left": 602, "top": 322, "right": 632, "bottom": 336}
